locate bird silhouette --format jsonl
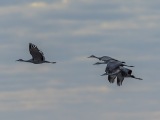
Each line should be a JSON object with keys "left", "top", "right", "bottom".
{"left": 16, "top": 43, "right": 56, "bottom": 64}
{"left": 101, "top": 62, "right": 142, "bottom": 86}
{"left": 88, "top": 55, "right": 125, "bottom": 63}
{"left": 101, "top": 61, "right": 134, "bottom": 76}
{"left": 116, "top": 67, "right": 142, "bottom": 86}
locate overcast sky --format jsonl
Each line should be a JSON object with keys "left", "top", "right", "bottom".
{"left": 0, "top": 0, "right": 160, "bottom": 120}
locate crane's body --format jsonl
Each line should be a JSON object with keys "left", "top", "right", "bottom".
{"left": 17, "top": 43, "right": 56, "bottom": 64}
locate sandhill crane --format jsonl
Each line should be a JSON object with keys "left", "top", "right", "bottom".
{"left": 101, "top": 62, "right": 142, "bottom": 86}
{"left": 88, "top": 55, "right": 125, "bottom": 62}
{"left": 116, "top": 67, "right": 142, "bottom": 86}
{"left": 16, "top": 43, "right": 56, "bottom": 64}
{"left": 101, "top": 61, "right": 134, "bottom": 76}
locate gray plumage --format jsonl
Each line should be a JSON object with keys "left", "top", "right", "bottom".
{"left": 101, "top": 61, "right": 134, "bottom": 76}
{"left": 88, "top": 55, "right": 125, "bottom": 63}
{"left": 16, "top": 43, "right": 56, "bottom": 64}
{"left": 93, "top": 60, "right": 125, "bottom": 65}
{"left": 108, "top": 75, "right": 117, "bottom": 83}
{"left": 101, "top": 63, "right": 142, "bottom": 86}
{"left": 89, "top": 55, "right": 142, "bottom": 86}
{"left": 116, "top": 67, "right": 143, "bottom": 86}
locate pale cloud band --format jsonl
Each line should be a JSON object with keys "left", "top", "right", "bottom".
{"left": 0, "top": 0, "right": 159, "bottom": 120}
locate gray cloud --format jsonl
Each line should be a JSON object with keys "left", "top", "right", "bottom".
{"left": 0, "top": 0, "right": 160, "bottom": 120}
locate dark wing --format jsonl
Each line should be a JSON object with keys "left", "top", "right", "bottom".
{"left": 100, "top": 56, "right": 113, "bottom": 61}
{"left": 117, "top": 72, "right": 124, "bottom": 86}
{"left": 108, "top": 75, "right": 116, "bottom": 83}
{"left": 120, "top": 67, "right": 132, "bottom": 77}
{"left": 29, "top": 43, "right": 45, "bottom": 61}
{"left": 107, "top": 61, "right": 122, "bottom": 72}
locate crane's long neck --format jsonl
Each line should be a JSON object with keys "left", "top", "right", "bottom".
{"left": 93, "top": 61, "right": 108, "bottom": 65}
{"left": 92, "top": 55, "right": 100, "bottom": 59}
{"left": 17, "top": 59, "right": 32, "bottom": 63}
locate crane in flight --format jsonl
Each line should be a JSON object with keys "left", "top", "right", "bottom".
{"left": 88, "top": 55, "right": 125, "bottom": 64}
{"left": 101, "top": 61, "right": 142, "bottom": 86}
{"left": 16, "top": 43, "right": 56, "bottom": 64}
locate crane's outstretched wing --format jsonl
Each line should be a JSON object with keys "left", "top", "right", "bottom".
{"left": 117, "top": 72, "right": 124, "bottom": 86}
{"left": 108, "top": 75, "right": 116, "bottom": 83}
{"left": 29, "top": 43, "right": 45, "bottom": 61}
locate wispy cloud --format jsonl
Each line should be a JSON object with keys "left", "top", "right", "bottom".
{"left": 0, "top": 85, "right": 111, "bottom": 111}
{"left": 29, "top": 2, "right": 48, "bottom": 8}
{"left": 0, "top": 0, "right": 160, "bottom": 120}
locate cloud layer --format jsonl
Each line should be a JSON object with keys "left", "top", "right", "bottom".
{"left": 0, "top": 0, "right": 160, "bottom": 120}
